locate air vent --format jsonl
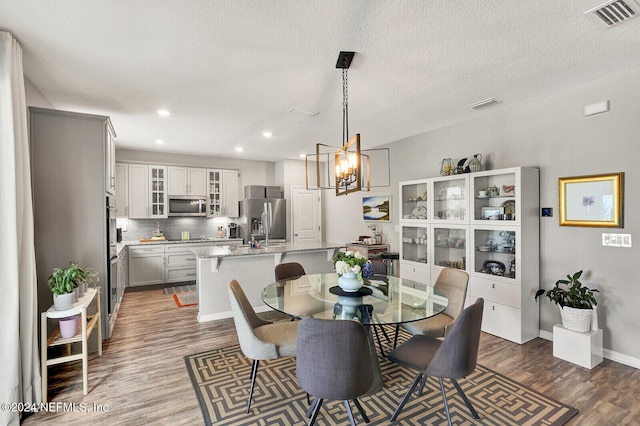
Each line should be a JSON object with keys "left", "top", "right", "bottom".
{"left": 287, "top": 107, "right": 319, "bottom": 116}
{"left": 464, "top": 98, "right": 501, "bottom": 110}
{"left": 585, "top": 0, "right": 640, "bottom": 27}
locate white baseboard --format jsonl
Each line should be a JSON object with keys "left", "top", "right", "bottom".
{"left": 539, "top": 329, "right": 640, "bottom": 369}
{"left": 197, "top": 305, "right": 273, "bottom": 323}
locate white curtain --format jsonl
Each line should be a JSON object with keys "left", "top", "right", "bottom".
{"left": 0, "top": 31, "right": 41, "bottom": 425}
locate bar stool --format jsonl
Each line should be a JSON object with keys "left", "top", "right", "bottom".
{"left": 382, "top": 252, "right": 399, "bottom": 277}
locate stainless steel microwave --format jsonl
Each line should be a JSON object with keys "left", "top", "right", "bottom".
{"left": 168, "top": 196, "right": 207, "bottom": 216}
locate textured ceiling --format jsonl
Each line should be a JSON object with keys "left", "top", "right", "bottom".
{"left": 3, "top": 1, "right": 640, "bottom": 162}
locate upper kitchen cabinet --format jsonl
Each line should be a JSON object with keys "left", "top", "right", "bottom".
{"left": 207, "top": 169, "right": 239, "bottom": 217}
{"left": 168, "top": 166, "right": 207, "bottom": 196}
{"left": 115, "top": 163, "right": 128, "bottom": 218}
{"left": 105, "top": 124, "right": 117, "bottom": 195}
{"left": 128, "top": 164, "right": 167, "bottom": 218}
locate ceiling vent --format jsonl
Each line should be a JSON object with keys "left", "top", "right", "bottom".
{"left": 585, "top": 0, "right": 640, "bottom": 28}
{"left": 287, "top": 107, "right": 319, "bottom": 116}
{"left": 464, "top": 98, "right": 501, "bottom": 110}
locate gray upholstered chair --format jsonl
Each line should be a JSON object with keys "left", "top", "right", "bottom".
{"left": 296, "top": 318, "right": 375, "bottom": 426}
{"left": 387, "top": 298, "right": 484, "bottom": 425}
{"left": 393, "top": 268, "right": 469, "bottom": 347}
{"left": 228, "top": 279, "right": 298, "bottom": 413}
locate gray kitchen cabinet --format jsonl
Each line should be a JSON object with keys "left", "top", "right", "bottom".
{"left": 168, "top": 166, "right": 207, "bottom": 196}
{"left": 115, "top": 163, "right": 128, "bottom": 218}
{"left": 128, "top": 245, "right": 165, "bottom": 286}
{"left": 165, "top": 242, "right": 212, "bottom": 283}
{"left": 127, "top": 164, "right": 167, "bottom": 219}
{"left": 106, "top": 126, "right": 116, "bottom": 196}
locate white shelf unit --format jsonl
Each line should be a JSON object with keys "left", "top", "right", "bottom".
{"left": 399, "top": 167, "right": 539, "bottom": 344}
{"left": 399, "top": 179, "right": 430, "bottom": 223}
{"left": 468, "top": 167, "right": 539, "bottom": 344}
{"left": 41, "top": 288, "right": 102, "bottom": 402}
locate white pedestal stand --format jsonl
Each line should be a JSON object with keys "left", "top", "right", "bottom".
{"left": 552, "top": 323, "right": 603, "bottom": 369}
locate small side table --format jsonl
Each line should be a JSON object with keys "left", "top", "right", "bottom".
{"left": 41, "top": 288, "right": 102, "bottom": 402}
{"left": 552, "top": 323, "right": 603, "bottom": 369}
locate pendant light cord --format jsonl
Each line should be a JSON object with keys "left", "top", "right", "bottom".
{"left": 342, "top": 66, "right": 348, "bottom": 148}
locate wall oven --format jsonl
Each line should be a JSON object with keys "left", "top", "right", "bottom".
{"left": 106, "top": 196, "right": 118, "bottom": 318}
{"left": 168, "top": 196, "right": 207, "bottom": 216}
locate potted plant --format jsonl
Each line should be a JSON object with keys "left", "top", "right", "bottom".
{"left": 47, "top": 265, "right": 78, "bottom": 311}
{"left": 74, "top": 262, "right": 97, "bottom": 296}
{"left": 333, "top": 250, "right": 374, "bottom": 292}
{"left": 535, "top": 270, "right": 599, "bottom": 332}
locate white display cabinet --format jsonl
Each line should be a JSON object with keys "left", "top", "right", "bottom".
{"left": 431, "top": 225, "right": 469, "bottom": 274}
{"left": 468, "top": 167, "right": 539, "bottom": 344}
{"left": 399, "top": 224, "right": 430, "bottom": 287}
{"left": 431, "top": 175, "right": 469, "bottom": 224}
{"left": 399, "top": 179, "right": 429, "bottom": 223}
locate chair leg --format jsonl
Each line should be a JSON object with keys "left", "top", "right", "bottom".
{"left": 390, "top": 372, "right": 423, "bottom": 422}
{"left": 418, "top": 373, "right": 428, "bottom": 396}
{"left": 344, "top": 400, "right": 356, "bottom": 426}
{"left": 393, "top": 324, "right": 400, "bottom": 348}
{"left": 373, "top": 325, "right": 384, "bottom": 355}
{"left": 308, "top": 398, "right": 323, "bottom": 426}
{"left": 438, "top": 377, "right": 453, "bottom": 426}
{"left": 306, "top": 397, "right": 319, "bottom": 418}
{"left": 247, "top": 359, "right": 260, "bottom": 413}
{"left": 352, "top": 397, "right": 370, "bottom": 423}
{"left": 451, "top": 378, "right": 480, "bottom": 420}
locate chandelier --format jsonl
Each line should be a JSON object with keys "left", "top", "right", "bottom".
{"left": 306, "top": 51, "right": 370, "bottom": 196}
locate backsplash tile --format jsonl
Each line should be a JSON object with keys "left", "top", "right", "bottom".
{"left": 117, "top": 217, "right": 233, "bottom": 241}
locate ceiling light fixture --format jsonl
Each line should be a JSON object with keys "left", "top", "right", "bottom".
{"left": 262, "top": 131, "right": 273, "bottom": 138}
{"left": 154, "top": 139, "right": 165, "bottom": 145}
{"left": 235, "top": 147, "right": 243, "bottom": 153}
{"left": 156, "top": 109, "right": 171, "bottom": 117}
{"left": 305, "top": 51, "right": 368, "bottom": 196}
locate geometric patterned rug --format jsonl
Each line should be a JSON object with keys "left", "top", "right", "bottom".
{"left": 163, "top": 284, "right": 196, "bottom": 294}
{"left": 184, "top": 333, "right": 578, "bottom": 425}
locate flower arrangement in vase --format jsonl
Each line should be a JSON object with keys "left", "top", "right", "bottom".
{"left": 333, "top": 250, "right": 374, "bottom": 292}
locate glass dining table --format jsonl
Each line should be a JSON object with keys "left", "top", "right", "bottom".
{"left": 261, "top": 272, "right": 448, "bottom": 395}
{"left": 261, "top": 273, "right": 449, "bottom": 327}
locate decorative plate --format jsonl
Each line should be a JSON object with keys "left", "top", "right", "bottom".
{"left": 501, "top": 200, "right": 516, "bottom": 215}
{"left": 410, "top": 206, "right": 427, "bottom": 219}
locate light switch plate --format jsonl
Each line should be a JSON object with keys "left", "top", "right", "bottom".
{"left": 602, "top": 233, "right": 632, "bottom": 247}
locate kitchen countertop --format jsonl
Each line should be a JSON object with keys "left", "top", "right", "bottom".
{"left": 116, "top": 238, "right": 243, "bottom": 255}
{"left": 192, "top": 241, "right": 345, "bottom": 259}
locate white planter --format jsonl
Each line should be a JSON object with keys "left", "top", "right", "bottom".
{"left": 59, "top": 315, "right": 79, "bottom": 338}
{"left": 559, "top": 306, "right": 593, "bottom": 333}
{"left": 53, "top": 292, "right": 75, "bottom": 311}
{"left": 338, "top": 271, "right": 363, "bottom": 292}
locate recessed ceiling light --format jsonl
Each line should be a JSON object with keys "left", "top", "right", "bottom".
{"left": 262, "top": 131, "right": 273, "bottom": 138}
{"left": 156, "top": 109, "right": 171, "bottom": 117}
{"left": 299, "top": 154, "right": 306, "bottom": 159}
{"left": 235, "top": 147, "right": 243, "bottom": 153}
{"left": 154, "top": 139, "right": 165, "bottom": 145}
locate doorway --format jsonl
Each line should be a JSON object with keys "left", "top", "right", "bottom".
{"left": 290, "top": 186, "right": 322, "bottom": 243}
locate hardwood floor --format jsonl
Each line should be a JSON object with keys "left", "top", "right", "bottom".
{"left": 25, "top": 288, "right": 640, "bottom": 425}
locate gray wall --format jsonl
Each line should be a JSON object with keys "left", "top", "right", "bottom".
{"left": 322, "top": 66, "right": 640, "bottom": 362}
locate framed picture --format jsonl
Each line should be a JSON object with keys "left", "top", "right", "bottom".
{"left": 559, "top": 172, "right": 624, "bottom": 227}
{"left": 482, "top": 206, "right": 504, "bottom": 220}
{"left": 362, "top": 195, "right": 390, "bottom": 221}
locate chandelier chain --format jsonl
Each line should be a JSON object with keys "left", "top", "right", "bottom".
{"left": 342, "top": 67, "right": 349, "bottom": 147}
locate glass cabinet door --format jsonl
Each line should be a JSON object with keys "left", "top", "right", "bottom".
{"left": 432, "top": 226, "right": 468, "bottom": 270}
{"left": 208, "top": 169, "right": 222, "bottom": 216}
{"left": 401, "top": 225, "right": 429, "bottom": 265}
{"left": 473, "top": 228, "right": 517, "bottom": 280}
{"left": 400, "top": 180, "right": 429, "bottom": 222}
{"left": 432, "top": 175, "right": 468, "bottom": 223}
{"left": 471, "top": 170, "right": 517, "bottom": 223}
{"left": 149, "top": 166, "right": 166, "bottom": 217}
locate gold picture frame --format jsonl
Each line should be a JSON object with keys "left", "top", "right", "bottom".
{"left": 559, "top": 172, "right": 623, "bottom": 227}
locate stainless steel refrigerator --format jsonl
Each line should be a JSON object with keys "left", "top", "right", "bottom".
{"left": 239, "top": 199, "right": 286, "bottom": 243}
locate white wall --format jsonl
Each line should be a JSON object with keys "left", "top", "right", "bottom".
{"left": 321, "top": 66, "right": 640, "bottom": 361}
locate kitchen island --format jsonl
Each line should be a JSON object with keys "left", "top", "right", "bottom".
{"left": 193, "top": 242, "right": 344, "bottom": 322}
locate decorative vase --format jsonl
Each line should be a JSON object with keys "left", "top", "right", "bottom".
{"left": 338, "top": 271, "right": 363, "bottom": 292}
{"left": 53, "top": 292, "right": 75, "bottom": 311}
{"left": 468, "top": 153, "right": 483, "bottom": 172}
{"left": 559, "top": 306, "right": 593, "bottom": 333}
{"left": 59, "top": 315, "right": 79, "bottom": 338}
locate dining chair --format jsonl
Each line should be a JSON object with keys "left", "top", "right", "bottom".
{"left": 296, "top": 318, "right": 375, "bottom": 426}
{"left": 275, "top": 262, "right": 306, "bottom": 281}
{"left": 393, "top": 268, "right": 469, "bottom": 347}
{"left": 387, "top": 298, "right": 484, "bottom": 425}
{"left": 273, "top": 262, "right": 307, "bottom": 321}
{"left": 228, "top": 279, "right": 299, "bottom": 413}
